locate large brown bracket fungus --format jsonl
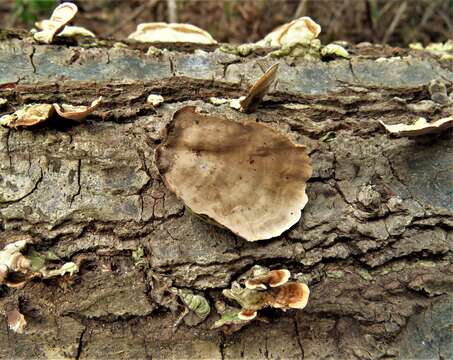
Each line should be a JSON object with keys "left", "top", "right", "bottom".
{"left": 155, "top": 106, "right": 312, "bottom": 241}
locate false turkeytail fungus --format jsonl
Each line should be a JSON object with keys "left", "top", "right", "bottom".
{"left": 33, "top": 2, "right": 78, "bottom": 44}
{"left": 128, "top": 23, "right": 217, "bottom": 44}
{"left": 245, "top": 269, "right": 291, "bottom": 290}
{"left": 380, "top": 116, "right": 453, "bottom": 137}
{"left": 155, "top": 106, "right": 312, "bottom": 241}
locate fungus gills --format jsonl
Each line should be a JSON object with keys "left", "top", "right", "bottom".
{"left": 155, "top": 106, "right": 312, "bottom": 241}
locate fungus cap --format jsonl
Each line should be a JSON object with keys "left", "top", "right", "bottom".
{"left": 271, "top": 282, "right": 310, "bottom": 309}
{"left": 6, "top": 307, "right": 27, "bottom": 334}
{"left": 258, "top": 17, "right": 321, "bottom": 47}
{"left": 238, "top": 309, "right": 258, "bottom": 320}
{"left": 53, "top": 96, "right": 102, "bottom": 121}
{"left": 155, "top": 106, "right": 312, "bottom": 241}
{"left": 0, "top": 104, "right": 54, "bottom": 128}
{"left": 128, "top": 22, "right": 216, "bottom": 44}
{"left": 245, "top": 269, "right": 291, "bottom": 290}
{"left": 380, "top": 116, "right": 453, "bottom": 137}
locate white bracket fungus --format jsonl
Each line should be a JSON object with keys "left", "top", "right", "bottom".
{"left": 256, "top": 16, "right": 321, "bottom": 48}
{"left": 33, "top": 2, "right": 78, "bottom": 44}
{"left": 128, "top": 23, "right": 217, "bottom": 44}
{"left": 146, "top": 94, "right": 165, "bottom": 107}
{"left": 380, "top": 116, "right": 453, "bottom": 137}
{"left": 0, "top": 240, "right": 79, "bottom": 288}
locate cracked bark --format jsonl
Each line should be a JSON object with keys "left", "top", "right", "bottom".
{"left": 0, "top": 32, "right": 452, "bottom": 359}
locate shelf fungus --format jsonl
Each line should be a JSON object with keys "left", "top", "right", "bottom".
{"left": 0, "top": 97, "right": 101, "bottom": 128}
{"left": 217, "top": 268, "right": 309, "bottom": 333}
{"left": 245, "top": 269, "right": 291, "bottom": 290}
{"left": 33, "top": 2, "right": 78, "bottom": 44}
{"left": 128, "top": 23, "right": 217, "bottom": 44}
{"left": 210, "top": 64, "right": 279, "bottom": 113}
{"left": 321, "top": 43, "right": 350, "bottom": 59}
{"left": 53, "top": 96, "right": 102, "bottom": 121}
{"left": 380, "top": 116, "right": 453, "bottom": 137}
{"left": 257, "top": 16, "right": 321, "bottom": 48}
{"left": 0, "top": 240, "right": 79, "bottom": 288}
{"left": 239, "top": 63, "right": 279, "bottom": 113}
{"left": 223, "top": 280, "right": 310, "bottom": 313}
{"left": 155, "top": 106, "right": 312, "bottom": 241}
{"left": 146, "top": 94, "right": 165, "bottom": 107}
{"left": 0, "top": 104, "right": 54, "bottom": 128}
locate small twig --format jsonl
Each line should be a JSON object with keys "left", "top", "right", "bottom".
{"left": 382, "top": 1, "right": 407, "bottom": 44}
{"left": 294, "top": 0, "right": 307, "bottom": 19}
{"left": 167, "top": 0, "right": 177, "bottom": 23}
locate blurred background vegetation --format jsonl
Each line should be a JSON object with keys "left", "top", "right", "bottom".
{"left": 0, "top": 0, "right": 452, "bottom": 46}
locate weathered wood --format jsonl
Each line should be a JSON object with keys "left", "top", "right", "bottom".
{"left": 0, "top": 32, "right": 452, "bottom": 359}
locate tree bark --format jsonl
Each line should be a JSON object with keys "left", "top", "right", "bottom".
{"left": 0, "top": 32, "right": 452, "bottom": 359}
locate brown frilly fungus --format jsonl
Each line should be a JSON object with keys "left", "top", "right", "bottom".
{"left": 245, "top": 269, "right": 290, "bottom": 290}
{"left": 155, "top": 106, "right": 312, "bottom": 241}
{"left": 53, "top": 96, "right": 102, "bottom": 121}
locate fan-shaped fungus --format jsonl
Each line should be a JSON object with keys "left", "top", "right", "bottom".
{"left": 257, "top": 16, "right": 321, "bottom": 47}
{"left": 128, "top": 23, "right": 216, "bottom": 44}
{"left": 155, "top": 106, "right": 312, "bottom": 241}
{"left": 245, "top": 269, "right": 290, "bottom": 290}
{"left": 269, "top": 282, "right": 310, "bottom": 309}
{"left": 53, "top": 96, "right": 102, "bottom": 121}
{"left": 380, "top": 116, "right": 453, "bottom": 137}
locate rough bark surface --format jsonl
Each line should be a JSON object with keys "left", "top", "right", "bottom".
{"left": 0, "top": 32, "right": 452, "bottom": 359}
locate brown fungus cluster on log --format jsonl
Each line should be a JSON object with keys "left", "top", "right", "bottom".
{"left": 155, "top": 106, "right": 312, "bottom": 241}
